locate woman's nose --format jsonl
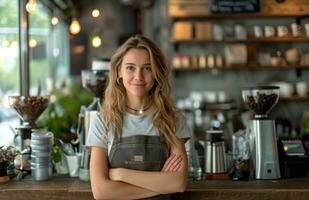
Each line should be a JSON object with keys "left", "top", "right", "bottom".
{"left": 134, "top": 69, "right": 144, "bottom": 80}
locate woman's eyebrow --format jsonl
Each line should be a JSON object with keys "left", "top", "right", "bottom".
{"left": 124, "top": 62, "right": 136, "bottom": 65}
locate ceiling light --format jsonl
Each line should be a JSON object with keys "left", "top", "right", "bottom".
{"left": 69, "top": 18, "right": 81, "bottom": 35}
{"left": 26, "top": 0, "right": 37, "bottom": 13}
{"left": 92, "top": 36, "right": 101, "bottom": 48}
{"left": 92, "top": 9, "right": 100, "bottom": 18}
{"left": 29, "top": 39, "right": 37, "bottom": 48}
{"left": 51, "top": 16, "right": 59, "bottom": 26}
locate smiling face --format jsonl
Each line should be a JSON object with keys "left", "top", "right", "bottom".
{"left": 118, "top": 48, "right": 155, "bottom": 102}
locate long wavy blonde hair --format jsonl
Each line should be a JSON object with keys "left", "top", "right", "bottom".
{"left": 102, "top": 35, "right": 178, "bottom": 148}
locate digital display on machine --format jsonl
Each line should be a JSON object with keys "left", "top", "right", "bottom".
{"left": 281, "top": 140, "right": 306, "bottom": 156}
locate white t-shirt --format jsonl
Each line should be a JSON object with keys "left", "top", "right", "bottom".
{"left": 86, "top": 111, "right": 192, "bottom": 155}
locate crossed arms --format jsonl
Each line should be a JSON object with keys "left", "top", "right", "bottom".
{"left": 90, "top": 139, "right": 188, "bottom": 200}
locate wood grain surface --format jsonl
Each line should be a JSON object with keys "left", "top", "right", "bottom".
{"left": 1, "top": 175, "right": 309, "bottom": 200}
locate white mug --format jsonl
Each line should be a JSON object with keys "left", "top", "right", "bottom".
{"left": 291, "top": 23, "right": 302, "bottom": 37}
{"left": 65, "top": 154, "right": 81, "bottom": 177}
{"left": 265, "top": 25, "right": 275, "bottom": 37}
{"left": 253, "top": 25, "right": 263, "bottom": 38}
{"left": 304, "top": 23, "right": 309, "bottom": 37}
{"left": 296, "top": 82, "right": 308, "bottom": 97}
{"left": 277, "top": 25, "right": 288, "bottom": 37}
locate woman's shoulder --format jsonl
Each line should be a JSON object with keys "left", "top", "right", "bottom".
{"left": 90, "top": 111, "right": 108, "bottom": 130}
{"left": 175, "top": 109, "right": 186, "bottom": 121}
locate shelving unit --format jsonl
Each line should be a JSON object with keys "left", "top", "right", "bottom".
{"left": 171, "top": 13, "right": 309, "bottom": 20}
{"left": 170, "top": 11, "right": 309, "bottom": 71}
{"left": 280, "top": 96, "right": 309, "bottom": 101}
{"left": 172, "top": 36, "right": 309, "bottom": 44}
{"left": 172, "top": 65, "right": 309, "bottom": 71}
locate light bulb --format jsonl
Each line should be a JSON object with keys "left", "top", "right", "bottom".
{"left": 51, "top": 16, "right": 59, "bottom": 26}
{"left": 70, "top": 19, "right": 81, "bottom": 35}
{"left": 92, "top": 9, "right": 100, "bottom": 18}
{"left": 29, "top": 39, "right": 37, "bottom": 48}
{"left": 26, "top": 0, "right": 37, "bottom": 13}
{"left": 92, "top": 36, "right": 101, "bottom": 48}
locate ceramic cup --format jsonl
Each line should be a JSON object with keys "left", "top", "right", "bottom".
{"left": 291, "top": 23, "right": 302, "bottom": 37}
{"left": 265, "top": 25, "right": 275, "bottom": 37}
{"left": 277, "top": 25, "right": 288, "bottom": 37}
{"left": 253, "top": 25, "right": 263, "bottom": 38}
{"left": 296, "top": 82, "right": 308, "bottom": 96}
{"left": 305, "top": 23, "right": 309, "bottom": 37}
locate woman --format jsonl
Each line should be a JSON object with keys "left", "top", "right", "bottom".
{"left": 86, "top": 35, "right": 191, "bottom": 200}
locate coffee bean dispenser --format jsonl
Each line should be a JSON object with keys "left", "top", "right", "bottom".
{"left": 8, "top": 96, "right": 49, "bottom": 173}
{"left": 242, "top": 86, "right": 281, "bottom": 179}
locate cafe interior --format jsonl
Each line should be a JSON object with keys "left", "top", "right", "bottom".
{"left": 0, "top": 0, "right": 309, "bottom": 199}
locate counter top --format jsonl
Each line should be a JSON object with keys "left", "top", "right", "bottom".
{"left": 1, "top": 175, "right": 309, "bottom": 200}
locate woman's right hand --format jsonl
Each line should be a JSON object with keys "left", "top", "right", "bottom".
{"left": 161, "top": 153, "right": 183, "bottom": 172}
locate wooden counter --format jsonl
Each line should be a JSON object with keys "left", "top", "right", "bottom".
{"left": 1, "top": 175, "right": 309, "bottom": 200}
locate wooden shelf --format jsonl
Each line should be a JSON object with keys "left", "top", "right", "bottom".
{"left": 280, "top": 96, "right": 309, "bottom": 101}
{"left": 171, "top": 13, "right": 309, "bottom": 20}
{"left": 173, "top": 65, "right": 309, "bottom": 71}
{"left": 171, "top": 36, "right": 309, "bottom": 44}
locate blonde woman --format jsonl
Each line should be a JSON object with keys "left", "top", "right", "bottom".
{"left": 86, "top": 35, "right": 191, "bottom": 200}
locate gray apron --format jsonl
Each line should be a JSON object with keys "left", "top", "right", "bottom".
{"left": 109, "top": 134, "right": 171, "bottom": 200}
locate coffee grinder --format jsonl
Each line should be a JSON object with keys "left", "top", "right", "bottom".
{"left": 8, "top": 96, "right": 49, "bottom": 171}
{"left": 242, "top": 86, "right": 281, "bottom": 179}
{"left": 80, "top": 67, "right": 109, "bottom": 148}
{"left": 77, "top": 60, "right": 109, "bottom": 181}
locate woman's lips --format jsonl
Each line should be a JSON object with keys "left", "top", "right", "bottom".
{"left": 131, "top": 84, "right": 146, "bottom": 87}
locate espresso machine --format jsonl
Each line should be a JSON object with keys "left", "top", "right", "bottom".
{"left": 77, "top": 59, "right": 109, "bottom": 181}
{"left": 8, "top": 96, "right": 49, "bottom": 171}
{"left": 242, "top": 86, "right": 281, "bottom": 179}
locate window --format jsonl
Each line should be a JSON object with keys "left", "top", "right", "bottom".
{"left": 29, "top": 1, "right": 51, "bottom": 95}
{"left": 0, "top": 0, "right": 70, "bottom": 146}
{"left": 0, "top": 0, "right": 20, "bottom": 146}
{"left": 54, "top": 21, "right": 69, "bottom": 83}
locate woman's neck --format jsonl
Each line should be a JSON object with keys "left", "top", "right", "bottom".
{"left": 126, "top": 96, "right": 152, "bottom": 115}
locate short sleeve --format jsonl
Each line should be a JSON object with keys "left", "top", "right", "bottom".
{"left": 86, "top": 112, "right": 108, "bottom": 149}
{"left": 176, "top": 111, "right": 192, "bottom": 140}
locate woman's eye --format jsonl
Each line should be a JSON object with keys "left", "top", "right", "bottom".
{"left": 126, "top": 66, "right": 135, "bottom": 71}
{"left": 144, "top": 66, "right": 152, "bottom": 71}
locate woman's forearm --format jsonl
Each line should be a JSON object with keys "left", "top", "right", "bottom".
{"left": 92, "top": 178, "right": 159, "bottom": 200}
{"left": 110, "top": 140, "right": 189, "bottom": 194}
{"left": 115, "top": 168, "right": 187, "bottom": 194}
{"left": 90, "top": 147, "right": 159, "bottom": 200}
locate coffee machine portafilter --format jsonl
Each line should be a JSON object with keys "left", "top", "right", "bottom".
{"left": 242, "top": 86, "right": 281, "bottom": 179}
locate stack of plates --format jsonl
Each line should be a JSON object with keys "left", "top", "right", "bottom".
{"left": 30, "top": 132, "right": 54, "bottom": 181}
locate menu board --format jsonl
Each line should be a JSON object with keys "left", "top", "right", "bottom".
{"left": 210, "top": 0, "right": 260, "bottom": 14}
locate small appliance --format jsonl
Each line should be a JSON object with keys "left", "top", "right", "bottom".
{"left": 278, "top": 138, "right": 309, "bottom": 178}
{"left": 76, "top": 59, "right": 109, "bottom": 181}
{"left": 205, "top": 130, "right": 227, "bottom": 174}
{"left": 8, "top": 96, "right": 49, "bottom": 174}
{"left": 242, "top": 86, "right": 281, "bottom": 179}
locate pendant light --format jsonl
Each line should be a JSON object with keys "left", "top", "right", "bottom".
{"left": 69, "top": 18, "right": 81, "bottom": 35}
{"left": 26, "top": 0, "right": 37, "bottom": 13}
{"left": 92, "top": 35, "right": 101, "bottom": 48}
{"left": 51, "top": 16, "right": 59, "bottom": 26}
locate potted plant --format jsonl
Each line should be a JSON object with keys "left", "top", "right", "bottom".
{"left": 0, "top": 146, "right": 19, "bottom": 183}
{"left": 38, "top": 82, "right": 92, "bottom": 143}
{"left": 37, "top": 81, "right": 92, "bottom": 173}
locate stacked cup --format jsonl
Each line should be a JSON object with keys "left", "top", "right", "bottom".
{"left": 30, "top": 131, "right": 53, "bottom": 181}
